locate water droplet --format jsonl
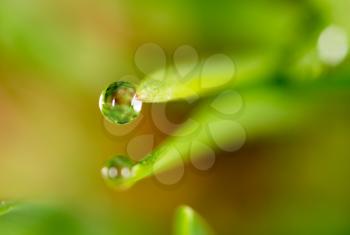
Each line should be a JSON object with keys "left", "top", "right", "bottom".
{"left": 103, "top": 114, "right": 143, "bottom": 137}
{"left": 99, "top": 81, "right": 142, "bottom": 124}
{"left": 101, "top": 155, "right": 135, "bottom": 186}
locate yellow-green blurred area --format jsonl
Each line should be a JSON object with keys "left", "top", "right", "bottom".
{"left": 0, "top": 0, "right": 350, "bottom": 234}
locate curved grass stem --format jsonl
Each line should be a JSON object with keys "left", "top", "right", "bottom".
{"left": 110, "top": 52, "right": 350, "bottom": 190}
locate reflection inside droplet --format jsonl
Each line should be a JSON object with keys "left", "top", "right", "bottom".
{"left": 101, "top": 155, "right": 135, "bottom": 188}
{"left": 99, "top": 81, "right": 142, "bottom": 125}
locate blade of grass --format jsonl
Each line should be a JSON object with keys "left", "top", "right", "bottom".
{"left": 110, "top": 76, "right": 350, "bottom": 190}
{"left": 136, "top": 54, "right": 276, "bottom": 103}
{"left": 174, "top": 206, "right": 214, "bottom": 235}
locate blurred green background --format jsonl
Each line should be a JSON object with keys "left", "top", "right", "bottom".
{"left": 0, "top": 0, "right": 350, "bottom": 234}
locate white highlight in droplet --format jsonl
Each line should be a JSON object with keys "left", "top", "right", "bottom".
{"left": 174, "top": 45, "right": 199, "bottom": 77}
{"left": 131, "top": 95, "right": 142, "bottom": 113}
{"left": 201, "top": 54, "right": 235, "bottom": 89}
{"left": 101, "top": 166, "right": 109, "bottom": 179}
{"left": 121, "top": 167, "right": 132, "bottom": 178}
{"left": 208, "top": 120, "right": 246, "bottom": 152}
{"left": 108, "top": 167, "right": 118, "bottom": 178}
{"left": 99, "top": 92, "right": 104, "bottom": 112}
{"left": 317, "top": 25, "right": 348, "bottom": 66}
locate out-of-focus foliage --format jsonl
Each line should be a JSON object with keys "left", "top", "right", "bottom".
{"left": 0, "top": 0, "right": 350, "bottom": 234}
{"left": 174, "top": 206, "right": 214, "bottom": 235}
{"left": 0, "top": 201, "right": 17, "bottom": 216}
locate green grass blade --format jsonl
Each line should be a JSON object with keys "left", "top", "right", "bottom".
{"left": 174, "top": 206, "right": 214, "bottom": 235}
{"left": 108, "top": 76, "right": 350, "bottom": 190}
{"left": 136, "top": 54, "right": 274, "bottom": 103}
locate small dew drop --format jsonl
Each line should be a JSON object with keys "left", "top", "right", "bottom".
{"left": 99, "top": 81, "right": 142, "bottom": 125}
{"left": 101, "top": 155, "right": 135, "bottom": 187}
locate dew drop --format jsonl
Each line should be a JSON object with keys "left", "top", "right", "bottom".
{"left": 101, "top": 155, "right": 135, "bottom": 185}
{"left": 99, "top": 81, "right": 142, "bottom": 125}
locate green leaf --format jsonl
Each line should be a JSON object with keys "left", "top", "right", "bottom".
{"left": 174, "top": 206, "right": 214, "bottom": 235}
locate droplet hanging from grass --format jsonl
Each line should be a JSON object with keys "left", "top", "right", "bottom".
{"left": 101, "top": 155, "right": 136, "bottom": 190}
{"left": 99, "top": 81, "right": 142, "bottom": 125}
